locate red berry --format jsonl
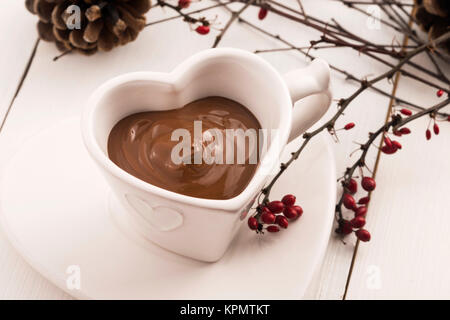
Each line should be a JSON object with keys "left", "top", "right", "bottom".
{"left": 384, "top": 137, "right": 392, "bottom": 148}
{"left": 344, "top": 122, "right": 355, "bottom": 130}
{"left": 267, "top": 201, "right": 284, "bottom": 213}
{"left": 399, "top": 127, "right": 411, "bottom": 135}
{"left": 248, "top": 217, "right": 258, "bottom": 230}
{"left": 267, "top": 225, "right": 280, "bottom": 233}
{"left": 343, "top": 194, "right": 356, "bottom": 210}
{"left": 392, "top": 140, "right": 402, "bottom": 150}
{"left": 358, "top": 196, "right": 370, "bottom": 205}
{"left": 400, "top": 108, "right": 412, "bottom": 116}
{"left": 355, "top": 206, "right": 367, "bottom": 217}
{"left": 283, "top": 206, "right": 298, "bottom": 220}
{"left": 434, "top": 123, "right": 440, "bottom": 135}
{"left": 178, "top": 0, "right": 191, "bottom": 8}
{"left": 195, "top": 25, "right": 210, "bottom": 35}
{"left": 355, "top": 229, "right": 371, "bottom": 242}
{"left": 437, "top": 89, "right": 444, "bottom": 98}
{"left": 261, "top": 212, "right": 276, "bottom": 224}
{"left": 281, "top": 194, "right": 296, "bottom": 206}
{"left": 361, "top": 177, "right": 376, "bottom": 192}
{"left": 346, "top": 179, "right": 358, "bottom": 194}
{"left": 258, "top": 205, "right": 271, "bottom": 214}
{"left": 275, "top": 215, "right": 289, "bottom": 229}
{"left": 336, "top": 220, "right": 353, "bottom": 235}
{"left": 351, "top": 216, "right": 366, "bottom": 228}
{"left": 292, "top": 205, "right": 303, "bottom": 218}
{"left": 447, "top": 115, "right": 450, "bottom": 122}
{"left": 381, "top": 145, "right": 397, "bottom": 154}
{"left": 426, "top": 129, "right": 432, "bottom": 140}
{"left": 258, "top": 8, "right": 268, "bottom": 20}
{"left": 393, "top": 130, "right": 402, "bottom": 137}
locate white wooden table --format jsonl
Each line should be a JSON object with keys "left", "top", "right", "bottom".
{"left": 0, "top": 0, "right": 449, "bottom": 299}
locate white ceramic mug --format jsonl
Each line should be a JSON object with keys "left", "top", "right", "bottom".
{"left": 82, "top": 48, "right": 331, "bottom": 262}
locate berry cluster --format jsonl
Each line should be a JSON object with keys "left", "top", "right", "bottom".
{"left": 335, "top": 88, "right": 448, "bottom": 243}
{"left": 248, "top": 194, "right": 303, "bottom": 233}
{"left": 336, "top": 176, "right": 375, "bottom": 242}
{"left": 175, "top": 0, "right": 211, "bottom": 35}
{"left": 381, "top": 136, "right": 403, "bottom": 154}
{"left": 394, "top": 89, "right": 447, "bottom": 142}
{"left": 383, "top": 108, "right": 413, "bottom": 154}
{"left": 426, "top": 117, "right": 441, "bottom": 141}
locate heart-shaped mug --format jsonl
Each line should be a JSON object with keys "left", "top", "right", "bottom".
{"left": 82, "top": 48, "right": 331, "bottom": 262}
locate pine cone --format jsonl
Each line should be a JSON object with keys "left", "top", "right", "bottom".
{"left": 413, "top": 0, "right": 450, "bottom": 55}
{"left": 25, "top": 0, "right": 151, "bottom": 56}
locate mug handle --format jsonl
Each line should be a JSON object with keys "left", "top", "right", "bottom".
{"left": 283, "top": 58, "right": 332, "bottom": 142}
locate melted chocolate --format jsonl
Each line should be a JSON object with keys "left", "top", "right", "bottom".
{"left": 107, "top": 97, "right": 261, "bottom": 199}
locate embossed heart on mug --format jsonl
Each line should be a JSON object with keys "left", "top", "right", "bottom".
{"left": 125, "top": 194, "right": 184, "bottom": 232}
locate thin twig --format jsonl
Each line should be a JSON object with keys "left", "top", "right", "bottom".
{"left": 337, "top": 0, "right": 413, "bottom": 6}
{"left": 53, "top": 50, "right": 72, "bottom": 61}
{"left": 296, "top": 0, "right": 307, "bottom": 20}
{"left": 146, "top": 2, "right": 232, "bottom": 26}
{"left": 212, "top": 0, "right": 255, "bottom": 48}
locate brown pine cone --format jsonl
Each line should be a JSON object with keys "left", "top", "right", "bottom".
{"left": 25, "top": 0, "right": 151, "bottom": 56}
{"left": 413, "top": 0, "right": 450, "bottom": 55}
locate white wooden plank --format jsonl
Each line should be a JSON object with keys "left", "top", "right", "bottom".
{"left": 345, "top": 50, "right": 450, "bottom": 299}
{"left": 0, "top": 0, "right": 72, "bottom": 300}
{"left": 0, "top": 0, "right": 404, "bottom": 298}
{"left": 0, "top": 1, "right": 37, "bottom": 126}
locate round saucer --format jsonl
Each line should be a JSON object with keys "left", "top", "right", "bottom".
{"left": 0, "top": 118, "right": 335, "bottom": 299}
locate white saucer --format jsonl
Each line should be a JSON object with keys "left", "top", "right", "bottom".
{"left": 0, "top": 118, "right": 335, "bottom": 299}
